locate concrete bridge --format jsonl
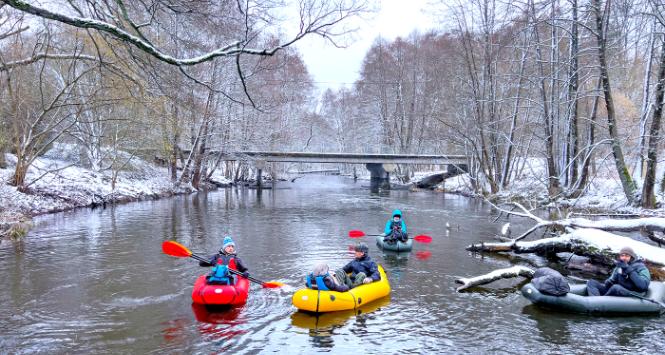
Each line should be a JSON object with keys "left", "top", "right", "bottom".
{"left": 213, "top": 151, "right": 468, "bottom": 190}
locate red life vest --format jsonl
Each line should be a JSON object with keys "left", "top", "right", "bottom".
{"left": 216, "top": 255, "right": 238, "bottom": 270}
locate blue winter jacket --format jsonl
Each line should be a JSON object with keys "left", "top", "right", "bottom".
{"left": 604, "top": 259, "right": 650, "bottom": 293}
{"left": 342, "top": 254, "right": 380, "bottom": 281}
{"left": 384, "top": 209, "right": 407, "bottom": 235}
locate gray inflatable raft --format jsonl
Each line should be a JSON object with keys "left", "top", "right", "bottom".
{"left": 375, "top": 235, "right": 413, "bottom": 252}
{"left": 521, "top": 282, "right": 665, "bottom": 315}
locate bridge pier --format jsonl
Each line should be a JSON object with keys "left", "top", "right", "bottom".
{"left": 256, "top": 168, "right": 262, "bottom": 189}
{"left": 366, "top": 163, "right": 390, "bottom": 191}
{"left": 254, "top": 160, "right": 266, "bottom": 189}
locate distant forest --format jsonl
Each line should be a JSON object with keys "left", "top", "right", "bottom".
{"left": 1, "top": 1, "right": 664, "bottom": 207}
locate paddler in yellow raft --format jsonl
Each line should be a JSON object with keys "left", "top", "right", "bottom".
{"left": 293, "top": 243, "right": 390, "bottom": 313}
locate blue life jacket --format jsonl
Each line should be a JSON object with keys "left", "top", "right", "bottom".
{"left": 306, "top": 274, "right": 330, "bottom": 291}
{"left": 207, "top": 264, "right": 231, "bottom": 285}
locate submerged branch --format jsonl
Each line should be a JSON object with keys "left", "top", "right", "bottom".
{"left": 455, "top": 266, "right": 535, "bottom": 292}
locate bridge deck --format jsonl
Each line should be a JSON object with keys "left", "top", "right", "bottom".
{"left": 215, "top": 151, "right": 467, "bottom": 164}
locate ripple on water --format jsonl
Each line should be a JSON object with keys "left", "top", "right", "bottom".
{"left": 4, "top": 182, "right": 665, "bottom": 353}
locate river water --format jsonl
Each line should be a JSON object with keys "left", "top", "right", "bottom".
{"left": 1, "top": 176, "right": 663, "bottom": 353}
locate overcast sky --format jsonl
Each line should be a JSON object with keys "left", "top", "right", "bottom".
{"left": 294, "top": 0, "right": 439, "bottom": 92}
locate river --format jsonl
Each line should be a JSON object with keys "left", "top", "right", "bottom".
{"left": 1, "top": 175, "right": 663, "bottom": 353}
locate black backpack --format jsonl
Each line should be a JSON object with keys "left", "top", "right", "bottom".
{"left": 531, "top": 267, "right": 570, "bottom": 296}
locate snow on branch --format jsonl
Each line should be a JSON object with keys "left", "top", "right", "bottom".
{"left": 468, "top": 228, "right": 665, "bottom": 269}
{"left": 492, "top": 202, "right": 665, "bottom": 243}
{"left": 564, "top": 217, "right": 665, "bottom": 233}
{"left": 0, "top": 53, "right": 100, "bottom": 71}
{"left": 455, "top": 266, "right": 535, "bottom": 292}
{"left": 2, "top": 0, "right": 364, "bottom": 66}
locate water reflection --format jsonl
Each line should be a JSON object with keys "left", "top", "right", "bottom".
{"left": 381, "top": 251, "right": 410, "bottom": 266}
{"left": 522, "top": 305, "right": 573, "bottom": 345}
{"left": 415, "top": 250, "right": 432, "bottom": 260}
{"left": 5, "top": 175, "right": 665, "bottom": 353}
{"left": 291, "top": 296, "right": 391, "bottom": 348}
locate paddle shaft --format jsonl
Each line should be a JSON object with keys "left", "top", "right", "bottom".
{"left": 228, "top": 268, "right": 268, "bottom": 286}
{"left": 381, "top": 234, "right": 427, "bottom": 241}
{"left": 191, "top": 252, "right": 268, "bottom": 286}
{"left": 628, "top": 291, "right": 665, "bottom": 310}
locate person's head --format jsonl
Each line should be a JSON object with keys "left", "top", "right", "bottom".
{"left": 221, "top": 236, "right": 236, "bottom": 254}
{"left": 392, "top": 209, "right": 402, "bottom": 222}
{"left": 354, "top": 242, "right": 369, "bottom": 259}
{"left": 312, "top": 263, "right": 329, "bottom": 276}
{"left": 619, "top": 246, "right": 636, "bottom": 263}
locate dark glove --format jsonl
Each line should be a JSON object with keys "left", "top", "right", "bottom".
{"left": 242, "top": 272, "right": 250, "bottom": 278}
{"left": 616, "top": 261, "right": 629, "bottom": 273}
{"left": 624, "top": 265, "right": 636, "bottom": 275}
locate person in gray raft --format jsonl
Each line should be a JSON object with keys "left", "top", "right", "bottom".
{"left": 383, "top": 209, "right": 408, "bottom": 244}
{"left": 586, "top": 246, "right": 651, "bottom": 297}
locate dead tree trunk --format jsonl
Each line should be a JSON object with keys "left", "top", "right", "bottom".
{"left": 641, "top": 40, "right": 665, "bottom": 208}
{"left": 593, "top": 0, "right": 637, "bottom": 204}
{"left": 567, "top": 0, "right": 580, "bottom": 189}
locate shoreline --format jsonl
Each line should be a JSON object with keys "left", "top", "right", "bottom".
{"left": 3, "top": 155, "right": 664, "bottom": 239}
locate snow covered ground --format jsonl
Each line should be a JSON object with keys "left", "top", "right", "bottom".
{"left": 419, "top": 158, "right": 665, "bottom": 215}
{"left": 338, "top": 158, "right": 663, "bottom": 214}
{"left": 0, "top": 144, "right": 231, "bottom": 219}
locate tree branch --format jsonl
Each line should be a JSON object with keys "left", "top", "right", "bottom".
{"left": 0, "top": 53, "right": 100, "bottom": 71}
{"left": 455, "top": 266, "right": 535, "bottom": 291}
{"left": 2, "top": 0, "right": 363, "bottom": 66}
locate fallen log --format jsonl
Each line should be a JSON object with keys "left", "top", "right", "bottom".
{"left": 416, "top": 173, "right": 445, "bottom": 189}
{"left": 455, "top": 266, "right": 535, "bottom": 292}
{"left": 564, "top": 217, "right": 665, "bottom": 234}
{"left": 492, "top": 202, "right": 665, "bottom": 243}
{"left": 468, "top": 228, "right": 665, "bottom": 273}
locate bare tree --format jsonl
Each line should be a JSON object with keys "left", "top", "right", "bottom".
{"left": 592, "top": 0, "right": 638, "bottom": 204}
{"left": 641, "top": 38, "right": 665, "bottom": 208}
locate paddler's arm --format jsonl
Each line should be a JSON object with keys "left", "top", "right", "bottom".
{"left": 198, "top": 255, "right": 216, "bottom": 267}
{"left": 368, "top": 262, "right": 380, "bottom": 282}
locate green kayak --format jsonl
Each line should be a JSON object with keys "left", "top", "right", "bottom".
{"left": 376, "top": 235, "right": 413, "bottom": 252}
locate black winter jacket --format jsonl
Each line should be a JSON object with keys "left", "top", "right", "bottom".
{"left": 343, "top": 255, "right": 380, "bottom": 281}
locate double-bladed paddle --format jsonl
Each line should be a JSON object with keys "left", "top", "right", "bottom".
{"left": 161, "top": 240, "right": 285, "bottom": 288}
{"left": 348, "top": 230, "right": 432, "bottom": 243}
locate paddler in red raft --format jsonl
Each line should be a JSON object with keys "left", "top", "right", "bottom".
{"left": 199, "top": 236, "right": 250, "bottom": 285}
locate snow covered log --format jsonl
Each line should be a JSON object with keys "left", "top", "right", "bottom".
{"left": 416, "top": 173, "right": 444, "bottom": 189}
{"left": 491, "top": 203, "right": 665, "bottom": 243}
{"left": 468, "top": 228, "right": 665, "bottom": 274}
{"left": 455, "top": 266, "right": 535, "bottom": 291}
{"left": 563, "top": 217, "right": 665, "bottom": 233}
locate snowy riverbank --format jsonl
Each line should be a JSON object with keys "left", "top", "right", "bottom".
{"left": 0, "top": 146, "right": 231, "bottom": 238}
{"left": 418, "top": 159, "right": 665, "bottom": 216}
{"left": 3, "top": 148, "right": 665, "bottom": 239}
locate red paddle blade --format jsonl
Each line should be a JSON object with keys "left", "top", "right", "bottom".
{"left": 413, "top": 235, "right": 432, "bottom": 243}
{"left": 162, "top": 241, "right": 193, "bottom": 257}
{"left": 349, "top": 230, "right": 366, "bottom": 238}
{"left": 416, "top": 251, "right": 432, "bottom": 260}
{"left": 262, "top": 281, "right": 285, "bottom": 289}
